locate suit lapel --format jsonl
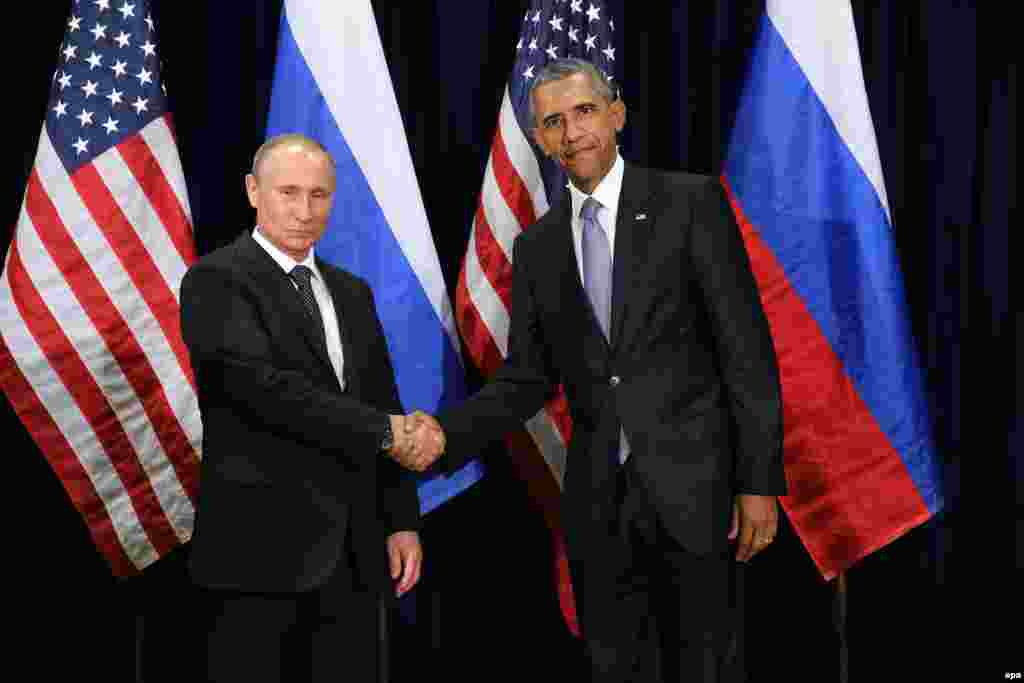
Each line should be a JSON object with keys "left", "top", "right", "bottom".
{"left": 237, "top": 234, "right": 335, "bottom": 373}
{"left": 609, "top": 165, "right": 654, "bottom": 352}
{"left": 547, "top": 194, "right": 607, "bottom": 350}
{"left": 316, "top": 258, "right": 358, "bottom": 395}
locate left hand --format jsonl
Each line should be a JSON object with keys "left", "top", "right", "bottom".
{"left": 729, "top": 494, "right": 778, "bottom": 562}
{"left": 386, "top": 531, "right": 423, "bottom": 597}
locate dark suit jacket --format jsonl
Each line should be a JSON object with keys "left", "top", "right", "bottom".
{"left": 439, "top": 164, "right": 784, "bottom": 570}
{"left": 180, "top": 233, "right": 419, "bottom": 595}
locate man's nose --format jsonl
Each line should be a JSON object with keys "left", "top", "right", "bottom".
{"left": 294, "top": 195, "right": 313, "bottom": 220}
{"left": 563, "top": 114, "right": 584, "bottom": 142}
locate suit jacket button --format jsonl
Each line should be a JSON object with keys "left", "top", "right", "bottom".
{"left": 608, "top": 375, "right": 620, "bottom": 387}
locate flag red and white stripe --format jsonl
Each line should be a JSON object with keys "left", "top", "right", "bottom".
{"left": 1, "top": 112, "right": 200, "bottom": 576}
{"left": 456, "top": 83, "right": 579, "bottom": 635}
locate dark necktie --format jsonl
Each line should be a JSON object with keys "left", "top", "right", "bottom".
{"left": 289, "top": 265, "right": 327, "bottom": 347}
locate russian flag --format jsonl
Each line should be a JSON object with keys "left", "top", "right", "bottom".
{"left": 264, "top": 0, "right": 483, "bottom": 513}
{"left": 722, "top": 1, "right": 943, "bottom": 578}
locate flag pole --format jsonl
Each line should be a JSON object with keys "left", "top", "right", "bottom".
{"left": 835, "top": 571, "right": 848, "bottom": 683}
{"left": 378, "top": 598, "right": 389, "bottom": 683}
{"left": 135, "top": 614, "right": 144, "bottom": 683}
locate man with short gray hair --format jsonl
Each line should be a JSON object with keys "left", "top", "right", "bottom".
{"left": 180, "top": 133, "right": 441, "bottom": 682}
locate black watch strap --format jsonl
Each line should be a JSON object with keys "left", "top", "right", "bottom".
{"left": 380, "top": 419, "right": 394, "bottom": 452}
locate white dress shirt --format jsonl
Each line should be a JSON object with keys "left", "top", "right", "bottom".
{"left": 252, "top": 228, "right": 346, "bottom": 390}
{"left": 568, "top": 153, "right": 625, "bottom": 289}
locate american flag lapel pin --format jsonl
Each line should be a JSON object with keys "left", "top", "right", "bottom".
{"left": 635, "top": 212, "right": 647, "bottom": 221}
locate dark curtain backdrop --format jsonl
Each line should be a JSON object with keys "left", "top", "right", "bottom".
{"left": 7, "top": 2, "right": 1005, "bottom": 681}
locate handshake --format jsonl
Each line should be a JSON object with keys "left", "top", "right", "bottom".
{"left": 386, "top": 412, "right": 446, "bottom": 472}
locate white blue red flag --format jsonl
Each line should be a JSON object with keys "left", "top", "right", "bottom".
{"left": 0, "top": 0, "right": 200, "bottom": 576}
{"left": 455, "top": 0, "right": 619, "bottom": 635}
{"left": 722, "top": 0, "right": 944, "bottom": 578}
{"left": 264, "top": 0, "right": 483, "bottom": 513}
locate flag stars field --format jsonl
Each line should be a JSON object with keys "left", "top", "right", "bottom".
{"left": 46, "top": 0, "right": 165, "bottom": 166}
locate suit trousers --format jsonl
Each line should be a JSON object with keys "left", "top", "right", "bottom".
{"left": 203, "top": 536, "right": 379, "bottom": 683}
{"left": 581, "top": 459, "right": 733, "bottom": 683}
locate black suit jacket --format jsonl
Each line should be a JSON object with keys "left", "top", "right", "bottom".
{"left": 439, "top": 165, "right": 784, "bottom": 565}
{"left": 180, "top": 233, "right": 419, "bottom": 595}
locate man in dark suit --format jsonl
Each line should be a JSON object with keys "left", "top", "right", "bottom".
{"left": 179, "top": 134, "right": 441, "bottom": 682}
{"left": 411, "top": 58, "right": 785, "bottom": 681}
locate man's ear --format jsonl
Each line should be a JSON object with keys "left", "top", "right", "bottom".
{"left": 244, "top": 174, "right": 259, "bottom": 209}
{"left": 611, "top": 97, "right": 627, "bottom": 134}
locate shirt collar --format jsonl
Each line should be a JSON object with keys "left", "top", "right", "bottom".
{"left": 568, "top": 152, "right": 625, "bottom": 219}
{"left": 252, "top": 227, "right": 321, "bottom": 280}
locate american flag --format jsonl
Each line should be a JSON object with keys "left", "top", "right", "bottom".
{"left": 0, "top": 0, "right": 200, "bottom": 576}
{"left": 454, "top": 0, "right": 618, "bottom": 635}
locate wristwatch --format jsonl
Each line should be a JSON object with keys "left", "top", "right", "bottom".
{"left": 380, "top": 419, "right": 394, "bottom": 452}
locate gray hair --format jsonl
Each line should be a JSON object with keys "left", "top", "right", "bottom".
{"left": 527, "top": 58, "right": 618, "bottom": 129}
{"left": 251, "top": 133, "right": 333, "bottom": 178}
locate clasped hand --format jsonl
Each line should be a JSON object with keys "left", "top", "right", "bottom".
{"left": 386, "top": 411, "right": 445, "bottom": 472}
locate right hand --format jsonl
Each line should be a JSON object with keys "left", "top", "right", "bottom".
{"left": 387, "top": 412, "right": 445, "bottom": 472}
